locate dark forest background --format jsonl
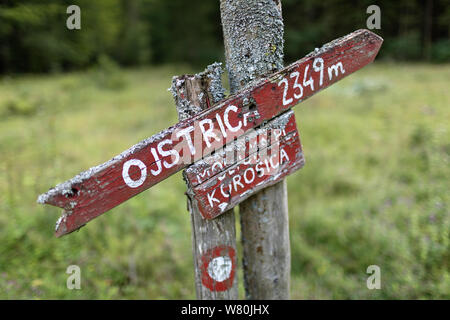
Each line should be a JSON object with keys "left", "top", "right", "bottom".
{"left": 0, "top": 0, "right": 449, "bottom": 74}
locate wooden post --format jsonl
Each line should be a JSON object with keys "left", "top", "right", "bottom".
{"left": 220, "top": 0, "right": 290, "bottom": 299}
{"left": 170, "top": 64, "right": 239, "bottom": 299}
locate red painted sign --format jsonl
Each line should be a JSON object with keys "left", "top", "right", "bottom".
{"left": 200, "top": 246, "right": 236, "bottom": 292}
{"left": 37, "top": 29, "right": 383, "bottom": 237}
{"left": 185, "top": 110, "right": 304, "bottom": 219}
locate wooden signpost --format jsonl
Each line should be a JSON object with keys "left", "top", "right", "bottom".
{"left": 220, "top": 0, "right": 289, "bottom": 299}
{"left": 38, "top": 1, "right": 383, "bottom": 299}
{"left": 171, "top": 66, "right": 239, "bottom": 298}
{"left": 38, "top": 29, "right": 383, "bottom": 239}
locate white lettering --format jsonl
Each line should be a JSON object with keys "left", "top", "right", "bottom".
{"left": 232, "top": 174, "right": 244, "bottom": 192}
{"left": 176, "top": 126, "right": 195, "bottom": 155}
{"left": 215, "top": 113, "right": 228, "bottom": 138}
{"left": 278, "top": 77, "right": 292, "bottom": 106}
{"left": 150, "top": 148, "right": 162, "bottom": 176}
{"left": 207, "top": 189, "right": 220, "bottom": 207}
{"left": 122, "top": 159, "right": 147, "bottom": 188}
{"left": 328, "top": 62, "right": 346, "bottom": 80}
{"left": 255, "top": 162, "right": 265, "bottom": 177}
{"left": 199, "top": 119, "right": 220, "bottom": 148}
{"left": 158, "top": 139, "right": 180, "bottom": 169}
{"left": 224, "top": 105, "right": 242, "bottom": 133}
{"left": 290, "top": 71, "right": 303, "bottom": 99}
{"left": 243, "top": 168, "right": 256, "bottom": 184}
{"left": 220, "top": 183, "right": 231, "bottom": 198}
{"left": 303, "top": 64, "right": 314, "bottom": 91}
{"left": 313, "top": 58, "right": 324, "bottom": 87}
{"left": 280, "top": 148, "right": 289, "bottom": 163}
{"left": 269, "top": 154, "right": 280, "bottom": 170}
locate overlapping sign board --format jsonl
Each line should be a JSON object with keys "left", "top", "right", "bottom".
{"left": 184, "top": 110, "right": 304, "bottom": 219}
{"left": 37, "top": 29, "right": 383, "bottom": 237}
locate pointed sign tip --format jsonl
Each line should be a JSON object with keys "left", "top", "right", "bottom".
{"left": 54, "top": 214, "right": 85, "bottom": 238}
{"left": 363, "top": 28, "right": 384, "bottom": 41}
{"left": 36, "top": 193, "right": 47, "bottom": 205}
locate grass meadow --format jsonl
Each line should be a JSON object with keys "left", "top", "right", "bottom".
{"left": 0, "top": 61, "right": 449, "bottom": 299}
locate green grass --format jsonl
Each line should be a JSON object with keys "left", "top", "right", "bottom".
{"left": 0, "top": 62, "right": 449, "bottom": 299}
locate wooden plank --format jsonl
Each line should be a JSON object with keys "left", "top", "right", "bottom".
{"left": 172, "top": 64, "right": 239, "bottom": 299}
{"left": 185, "top": 110, "right": 304, "bottom": 219}
{"left": 184, "top": 110, "right": 298, "bottom": 187}
{"left": 37, "top": 29, "right": 383, "bottom": 237}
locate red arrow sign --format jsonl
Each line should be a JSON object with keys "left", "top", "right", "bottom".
{"left": 38, "top": 29, "right": 382, "bottom": 237}
{"left": 185, "top": 110, "right": 304, "bottom": 219}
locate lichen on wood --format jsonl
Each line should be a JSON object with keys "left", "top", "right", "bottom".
{"left": 220, "top": 0, "right": 284, "bottom": 94}
{"left": 169, "top": 62, "right": 225, "bottom": 121}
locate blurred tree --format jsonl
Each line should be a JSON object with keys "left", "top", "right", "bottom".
{"left": 0, "top": 0, "right": 122, "bottom": 73}
{"left": 0, "top": 0, "right": 449, "bottom": 74}
{"left": 143, "top": 0, "right": 223, "bottom": 66}
{"left": 113, "top": 0, "right": 151, "bottom": 66}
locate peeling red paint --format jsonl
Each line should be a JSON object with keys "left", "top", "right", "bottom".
{"left": 200, "top": 246, "right": 236, "bottom": 292}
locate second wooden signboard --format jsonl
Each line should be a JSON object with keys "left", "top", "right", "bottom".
{"left": 184, "top": 110, "right": 304, "bottom": 219}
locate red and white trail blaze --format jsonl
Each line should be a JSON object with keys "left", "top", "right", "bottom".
{"left": 200, "top": 246, "right": 236, "bottom": 292}
{"left": 37, "top": 29, "right": 383, "bottom": 237}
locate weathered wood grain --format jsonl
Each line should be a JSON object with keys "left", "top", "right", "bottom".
{"left": 172, "top": 65, "right": 239, "bottom": 299}
{"left": 220, "top": 0, "right": 288, "bottom": 300}
{"left": 37, "top": 29, "right": 383, "bottom": 237}
{"left": 239, "top": 179, "right": 290, "bottom": 299}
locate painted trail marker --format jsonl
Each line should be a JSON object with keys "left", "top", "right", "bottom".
{"left": 200, "top": 245, "right": 236, "bottom": 292}
{"left": 184, "top": 110, "right": 304, "bottom": 219}
{"left": 37, "top": 29, "right": 383, "bottom": 237}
